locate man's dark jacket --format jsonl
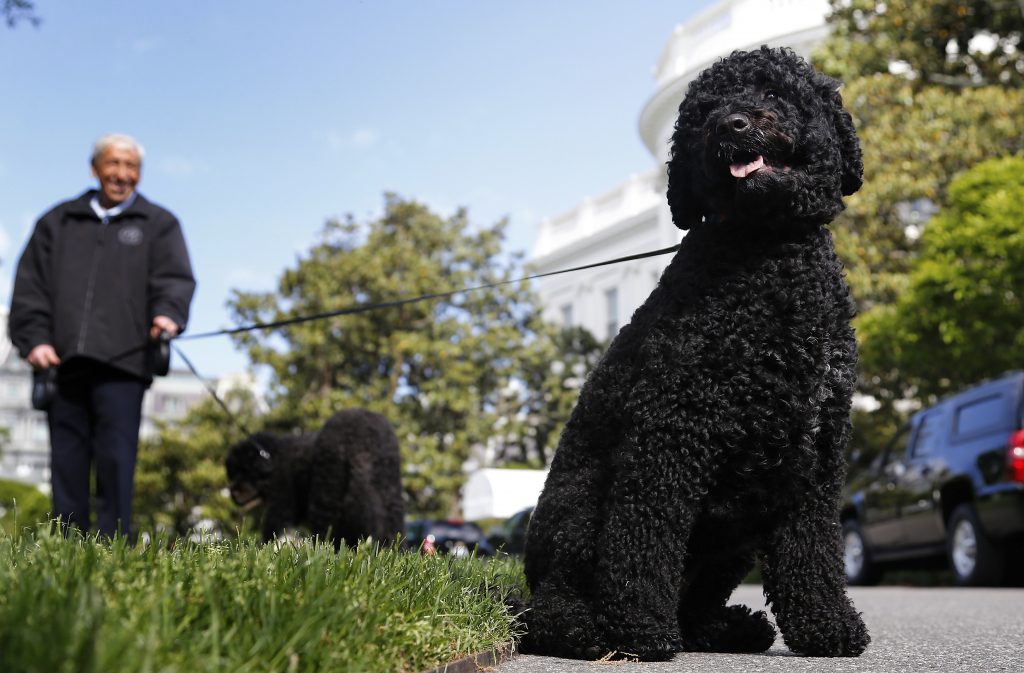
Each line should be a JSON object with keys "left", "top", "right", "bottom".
{"left": 9, "top": 190, "right": 196, "bottom": 382}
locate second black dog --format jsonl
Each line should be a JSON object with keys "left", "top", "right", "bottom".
{"left": 226, "top": 408, "right": 404, "bottom": 547}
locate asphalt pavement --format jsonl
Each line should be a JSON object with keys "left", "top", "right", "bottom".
{"left": 497, "top": 584, "right": 1024, "bottom": 673}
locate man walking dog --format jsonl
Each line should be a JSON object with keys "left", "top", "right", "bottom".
{"left": 9, "top": 133, "right": 196, "bottom": 538}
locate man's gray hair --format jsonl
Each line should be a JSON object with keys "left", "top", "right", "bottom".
{"left": 91, "top": 133, "right": 145, "bottom": 166}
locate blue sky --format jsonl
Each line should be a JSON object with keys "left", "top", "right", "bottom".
{"left": 0, "top": 0, "right": 713, "bottom": 378}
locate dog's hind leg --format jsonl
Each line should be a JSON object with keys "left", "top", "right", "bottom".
{"left": 677, "top": 550, "right": 776, "bottom": 653}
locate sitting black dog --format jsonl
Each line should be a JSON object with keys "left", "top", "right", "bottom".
{"left": 226, "top": 408, "right": 404, "bottom": 547}
{"left": 521, "top": 47, "right": 869, "bottom": 660}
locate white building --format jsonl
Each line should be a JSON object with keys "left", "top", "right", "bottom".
{"left": 0, "top": 307, "right": 255, "bottom": 488}
{"left": 462, "top": 468, "right": 548, "bottom": 521}
{"left": 530, "top": 0, "right": 831, "bottom": 340}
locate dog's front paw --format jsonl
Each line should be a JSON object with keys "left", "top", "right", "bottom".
{"left": 680, "top": 604, "right": 777, "bottom": 653}
{"left": 781, "top": 608, "right": 869, "bottom": 657}
{"left": 622, "top": 638, "right": 680, "bottom": 662}
{"left": 607, "top": 630, "right": 682, "bottom": 662}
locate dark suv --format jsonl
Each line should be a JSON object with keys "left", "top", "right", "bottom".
{"left": 842, "top": 371, "right": 1024, "bottom": 586}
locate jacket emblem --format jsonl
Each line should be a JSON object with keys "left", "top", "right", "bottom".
{"left": 118, "top": 225, "right": 144, "bottom": 246}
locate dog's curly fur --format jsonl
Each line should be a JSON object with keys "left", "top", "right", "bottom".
{"left": 521, "top": 47, "right": 869, "bottom": 660}
{"left": 225, "top": 408, "right": 404, "bottom": 548}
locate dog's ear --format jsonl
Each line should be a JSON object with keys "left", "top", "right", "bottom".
{"left": 826, "top": 81, "right": 863, "bottom": 196}
{"left": 666, "top": 147, "right": 704, "bottom": 230}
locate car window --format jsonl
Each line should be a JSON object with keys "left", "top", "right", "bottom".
{"left": 876, "top": 426, "right": 910, "bottom": 474}
{"left": 911, "top": 413, "right": 940, "bottom": 459}
{"left": 508, "top": 509, "right": 530, "bottom": 531}
{"left": 405, "top": 521, "right": 425, "bottom": 541}
{"left": 429, "top": 523, "right": 482, "bottom": 542}
{"left": 954, "top": 394, "right": 1009, "bottom": 439}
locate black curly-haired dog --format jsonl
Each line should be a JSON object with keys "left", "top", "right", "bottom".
{"left": 226, "top": 408, "right": 404, "bottom": 548}
{"left": 521, "top": 47, "right": 869, "bottom": 660}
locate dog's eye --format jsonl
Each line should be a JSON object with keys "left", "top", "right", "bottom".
{"left": 763, "top": 88, "right": 779, "bottom": 100}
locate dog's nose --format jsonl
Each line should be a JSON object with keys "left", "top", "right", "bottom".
{"left": 717, "top": 112, "right": 751, "bottom": 136}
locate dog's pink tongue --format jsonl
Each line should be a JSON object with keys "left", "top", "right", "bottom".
{"left": 730, "top": 155, "right": 765, "bottom": 178}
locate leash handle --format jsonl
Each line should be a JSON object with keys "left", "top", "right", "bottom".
{"left": 31, "top": 367, "right": 58, "bottom": 410}
{"left": 149, "top": 331, "right": 173, "bottom": 377}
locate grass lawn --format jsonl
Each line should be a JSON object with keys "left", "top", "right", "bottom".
{"left": 0, "top": 525, "right": 526, "bottom": 673}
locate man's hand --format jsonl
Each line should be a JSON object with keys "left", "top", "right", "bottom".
{"left": 27, "top": 344, "right": 61, "bottom": 369}
{"left": 150, "top": 315, "right": 180, "bottom": 340}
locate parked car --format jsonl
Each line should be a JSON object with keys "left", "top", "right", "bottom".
{"left": 842, "top": 371, "right": 1024, "bottom": 586}
{"left": 487, "top": 506, "right": 533, "bottom": 556}
{"left": 404, "top": 519, "right": 496, "bottom": 557}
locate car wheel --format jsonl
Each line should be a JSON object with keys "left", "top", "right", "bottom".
{"left": 947, "top": 503, "right": 1004, "bottom": 586}
{"left": 843, "top": 519, "right": 881, "bottom": 585}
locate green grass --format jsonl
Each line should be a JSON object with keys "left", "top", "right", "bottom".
{"left": 0, "top": 479, "right": 50, "bottom": 536}
{"left": 0, "top": 525, "right": 526, "bottom": 673}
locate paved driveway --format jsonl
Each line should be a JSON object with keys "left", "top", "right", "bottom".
{"left": 497, "top": 585, "right": 1024, "bottom": 673}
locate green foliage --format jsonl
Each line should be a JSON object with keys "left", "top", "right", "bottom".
{"left": 487, "top": 325, "right": 604, "bottom": 468}
{"left": 0, "top": 527, "right": 526, "bottom": 673}
{"left": 819, "top": 0, "right": 1024, "bottom": 87}
{"left": 857, "top": 155, "right": 1024, "bottom": 401}
{"left": 816, "top": 1, "right": 1024, "bottom": 310}
{"left": 0, "top": 478, "right": 50, "bottom": 535}
{"left": 134, "top": 388, "right": 264, "bottom": 538}
{"left": 814, "top": 1, "right": 1024, "bottom": 457}
{"left": 829, "top": 76, "right": 1023, "bottom": 311}
{"left": 228, "top": 194, "right": 589, "bottom": 517}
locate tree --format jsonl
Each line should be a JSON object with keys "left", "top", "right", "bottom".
{"left": 857, "top": 155, "right": 1024, "bottom": 401}
{"left": 134, "top": 387, "right": 264, "bottom": 538}
{"left": 828, "top": 77, "right": 1022, "bottom": 311}
{"left": 228, "top": 195, "right": 580, "bottom": 517}
{"left": 818, "top": 0, "right": 1024, "bottom": 87}
{"left": 806, "top": 1, "right": 1024, "bottom": 469}
{"left": 814, "top": 0, "right": 1024, "bottom": 311}
{"left": 809, "top": 1, "right": 1024, "bottom": 455}
{"left": 0, "top": 477, "right": 50, "bottom": 535}
{"left": 3, "top": 0, "right": 39, "bottom": 28}
{"left": 485, "top": 325, "right": 604, "bottom": 468}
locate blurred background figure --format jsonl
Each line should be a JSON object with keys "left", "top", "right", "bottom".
{"left": 8, "top": 133, "right": 196, "bottom": 538}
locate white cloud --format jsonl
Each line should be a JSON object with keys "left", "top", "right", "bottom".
{"left": 225, "top": 266, "right": 276, "bottom": 291}
{"left": 155, "top": 156, "right": 208, "bottom": 178}
{"left": 351, "top": 128, "right": 378, "bottom": 148}
{"left": 0, "top": 221, "right": 11, "bottom": 302}
{"left": 0, "top": 221, "right": 11, "bottom": 258}
{"left": 323, "top": 127, "right": 379, "bottom": 151}
{"left": 132, "top": 36, "right": 163, "bottom": 54}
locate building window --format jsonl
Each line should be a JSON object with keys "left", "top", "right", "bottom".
{"left": 32, "top": 418, "right": 48, "bottom": 443}
{"left": 561, "top": 304, "right": 573, "bottom": 328}
{"left": 605, "top": 288, "right": 619, "bottom": 339}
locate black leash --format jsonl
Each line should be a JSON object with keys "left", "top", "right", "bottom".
{"left": 31, "top": 243, "right": 681, "bottom": 420}
{"left": 170, "top": 343, "right": 255, "bottom": 440}
{"left": 170, "top": 242, "right": 680, "bottom": 441}
{"left": 178, "top": 243, "right": 681, "bottom": 341}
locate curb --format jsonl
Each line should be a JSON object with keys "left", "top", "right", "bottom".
{"left": 421, "top": 642, "right": 516, "bottom": 673}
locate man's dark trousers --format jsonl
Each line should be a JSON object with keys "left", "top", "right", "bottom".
{"left": 48, "top": 360, "right": 147, "bottom": 538}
